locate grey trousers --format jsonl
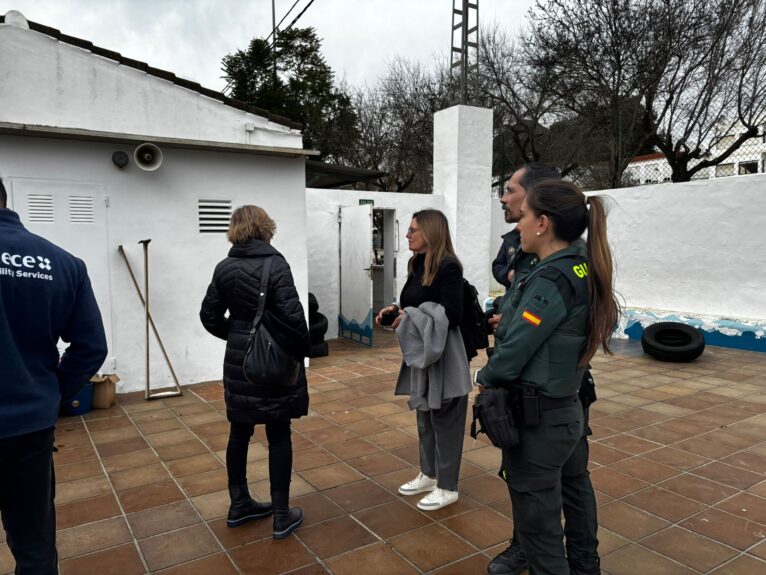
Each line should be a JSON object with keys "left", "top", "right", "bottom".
{"left": 416, "top": 394, "right": 468, "bottom": 491}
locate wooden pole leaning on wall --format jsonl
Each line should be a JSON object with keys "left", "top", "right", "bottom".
{"left": 117, "top": 242, "right": 183, "bottom": 400}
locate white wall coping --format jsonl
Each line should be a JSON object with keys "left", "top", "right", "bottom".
{"left": 0, "top": 122, "right": 319, "bottom": 158}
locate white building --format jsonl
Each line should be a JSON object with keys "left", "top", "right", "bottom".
{"left": 625, "top": 126, "right": 766, "bottom": 185}
{"left": 1, "top": 11, "right": 498, "bottom": 391}
{"left": 0, "top": 11, "right": 315, "bottom": 393}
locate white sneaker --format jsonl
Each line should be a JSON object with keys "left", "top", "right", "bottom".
{"left": 417, "top": 487, "right": 458, "bottom": 511}
{"left": 398, "top": 472, "right": 437, "bottom": 496}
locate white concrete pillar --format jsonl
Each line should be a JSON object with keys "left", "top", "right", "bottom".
{"left": 433, "top": 105, "right": 493, "bottom": 300}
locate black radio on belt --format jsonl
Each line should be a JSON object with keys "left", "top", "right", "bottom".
{"left": 522, "top": 384, "right": 540, "bottom": 426}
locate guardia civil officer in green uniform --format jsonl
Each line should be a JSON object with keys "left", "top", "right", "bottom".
{"left": 477, "top": 180, "right": 620, "bottom": 575}
{"left": 488, "top": 166, "right": 602, "bottom": 575}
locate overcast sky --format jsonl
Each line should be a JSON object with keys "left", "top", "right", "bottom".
{"left": 3, "top": 0, "right": 535, "bottom": 91}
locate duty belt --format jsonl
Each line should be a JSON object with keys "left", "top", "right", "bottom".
{"left": 521, "top": 383, "right": 577, "bottom": 426}
{"left": 539, "top": 394, "right": 578, "bottom": 411}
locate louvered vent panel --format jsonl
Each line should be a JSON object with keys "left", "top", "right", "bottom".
{"left": 27, "top": 195, "right": 54, "bottom": 223}
{"left": 198, "top": 199, "right": 232, "bottom": 233}
{"left": 69, "top": 196, "right": 94, "bottom": 224}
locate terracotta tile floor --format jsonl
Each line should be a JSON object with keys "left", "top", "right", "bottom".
{"left": 2, "top": 332, "right": 766, "bottom": 574}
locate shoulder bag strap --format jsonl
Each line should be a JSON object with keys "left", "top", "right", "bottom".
{"left": 250, "top": 256, "right": 274, "bottom": 336}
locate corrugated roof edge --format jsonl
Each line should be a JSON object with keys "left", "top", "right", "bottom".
{"left": 0, "top": 14, "right": 304, "bottom": 132}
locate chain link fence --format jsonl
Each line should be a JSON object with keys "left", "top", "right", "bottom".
{"left": 623, "top": 135, "right": 766, "bottom": 186}
{"left": 491, "top": 128, "right": 766, "bottom": 194}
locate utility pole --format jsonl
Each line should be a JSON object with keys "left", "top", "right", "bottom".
{"left": 272, "top": 0, "right": 278, "bottom": 87}
{"left": 450, "top": 0, "right": 479, "bottom": 105}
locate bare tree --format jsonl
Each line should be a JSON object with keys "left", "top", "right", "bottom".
{"left": 478, "top": 27, "right": 561, "bottom": 169}
{"left": 340, "top": 58, "right": 451, "bottom": 193}
{"left": 528, "top": 0, "right": 664, "bottom": 188}
{"left": 645, "top": 0, "right": 766, "bottom": 181}
{"left": 478, "top": 24, "right": 628, "bottom": 188}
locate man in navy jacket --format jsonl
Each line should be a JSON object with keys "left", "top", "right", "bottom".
{"left": 0, "top": 177, "right": 107, "bottom": 575}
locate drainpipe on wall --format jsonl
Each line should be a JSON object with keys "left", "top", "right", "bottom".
{"left": 244, "top": 122, "right": 255, "bottom": 146}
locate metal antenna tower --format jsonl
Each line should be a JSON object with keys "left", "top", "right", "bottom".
{"left": 450, "top": 0, "right": 479, "bottom": 105}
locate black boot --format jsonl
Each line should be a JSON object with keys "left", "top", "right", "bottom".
{"left": 569, "top": 559, "right": 601, "bottom": 575}
{"left": 272, "top": 490, "right": 303, "bottom": 540}
{"left": 487, "top": 538, "right": 528, "bottom": 575}
{"left": 227, "top": 484, "right": 272, "bottom": 528}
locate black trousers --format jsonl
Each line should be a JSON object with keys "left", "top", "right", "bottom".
{"left": 226, "top": 421, "right": 292, "bottom": 497}
{"left": 0, "top": 427, "right": 58, "bottom": 575}
{"left": 507, "top": 407, "right": 600, "bottom": 573}
{"left": 503, "top": 402, "right": 582, "bottom": 575}
{"left": 561, "top": 435, "right": 600, "bottom": 572}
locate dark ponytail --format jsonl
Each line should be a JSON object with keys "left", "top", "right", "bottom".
{"left": 582, "top": 195, "right": 620, "bottom": 365}
{"left": 525, "top": 181, "right": 620, "bottom": 365}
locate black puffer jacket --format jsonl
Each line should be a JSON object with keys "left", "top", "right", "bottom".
{"left": 199, "top": 239, "right": 310, "bottom": 424}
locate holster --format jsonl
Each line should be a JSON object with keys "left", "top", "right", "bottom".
{"left": 471, "top": 387, "right": 520, "bottom": 449}
{"left": 522, "top": 384, "right": 540, "bottom": 426}
{"left": 578, "top": 369, "right": 597, "bottom": 408}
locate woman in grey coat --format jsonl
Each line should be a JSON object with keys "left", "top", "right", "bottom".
{"left": 376, "top": 209, "right": 471, "bottom": 511}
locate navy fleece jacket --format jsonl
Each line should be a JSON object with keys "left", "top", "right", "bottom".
{"left": 0, "top": 209, "right": 107, "bottom": 439}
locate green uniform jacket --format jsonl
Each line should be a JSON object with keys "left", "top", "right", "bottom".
{"left": 478, "top": 245, "right": 589, "bottom": 398}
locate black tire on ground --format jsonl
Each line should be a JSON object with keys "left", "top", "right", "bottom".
{"left": 641, "top": 322, "right": 705, "bottom": 362}
{"left": 310, "top": 340, "right": 329, "bottom": 358}
{"left": 308, "top": 292, "right": 319, "bottom": 314}
{"left": 309, "top": 313, "right": 328, "bottom": 342}
{"left": 310, "top": 332, "right": 325, "bottom": 346}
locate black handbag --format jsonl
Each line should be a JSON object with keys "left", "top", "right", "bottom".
{"left": 470, "top": 387, "right": 520, "bottom": 448}
{"left": 242, "top": 257, "right": 301, "bottom": 387}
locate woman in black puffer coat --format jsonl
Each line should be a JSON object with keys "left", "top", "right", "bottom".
{"left": 200, "top": 205, "right": 309, "bottom": 540}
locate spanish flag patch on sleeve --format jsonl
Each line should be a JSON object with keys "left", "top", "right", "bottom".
{"left": 521, "top": 310, "right": 542, "bottom": 327}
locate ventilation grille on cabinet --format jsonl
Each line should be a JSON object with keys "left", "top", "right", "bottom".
{"left": 69, "top": 196, "right": 94, "bottom": 224}
{"left": 27, "top": 195, "right": 54, "bottom": 223}
{"left": 198, "top": 199, "right": 232, "bottom": 233}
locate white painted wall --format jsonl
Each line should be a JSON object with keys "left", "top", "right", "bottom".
{"left": 600, "top": 174, "right": 766, "bottom": 321}
{"left": 306, "top": 189, "right": 445, "bottom": 340}
{"left": 0, "top": 20, "right": 301, "bottom": 149}
{"left": 433, "top": 105, "right": 494, "bottom": 300}
{"left": 0, "top": 136, "right": 308, "bottom": 393}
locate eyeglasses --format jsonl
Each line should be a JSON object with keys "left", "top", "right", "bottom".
{"left": 406, "top": 227, "right": 421, "bottom": 235}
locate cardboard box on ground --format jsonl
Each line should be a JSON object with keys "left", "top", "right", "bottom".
{"left": 90, "top": 374, "right": 119, "bottom": 409}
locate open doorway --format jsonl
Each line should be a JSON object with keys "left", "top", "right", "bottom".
{"left": 372, "top": 208, "right": 397, "bottom": 315}
{"left": 338, "top": 204, "right": 397, "bottom": 347}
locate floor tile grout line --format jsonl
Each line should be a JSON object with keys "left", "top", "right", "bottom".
{"left": 606, "top": 447, "right": 766, "bottom": 515}
{"left": 630, "top": 529, "right": 766, "bottom": 574}
{"left": 297, "top": 536, "right": 425, "bottom": 575}
{"left": 358, "top": 468, "right": 516, "bottom": 569}
{"left": 424, "top": 550, "right": 495, "bottom": 574}
{"left": 603, "top": 482, "right": 766, "bottom": 561}
{"left": 180, "top": 384, "right": 416, "bottom": 574}
{"left": 591, "top": 408, "right": 766, "bottom": 500}
{"left": 589, "top": 389, "right": 766, "bottom": 466}
{"left": 117, "top": 397, "right": 245, "bottom": 575}
{"left": 260, "top": 380, "right": 505, "bottom": 572}
{"left": 76, "top": 411, "right": 152, "bottom": 574}
{"left": 631, "top": 521, "right": 761, "bottom": 572}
